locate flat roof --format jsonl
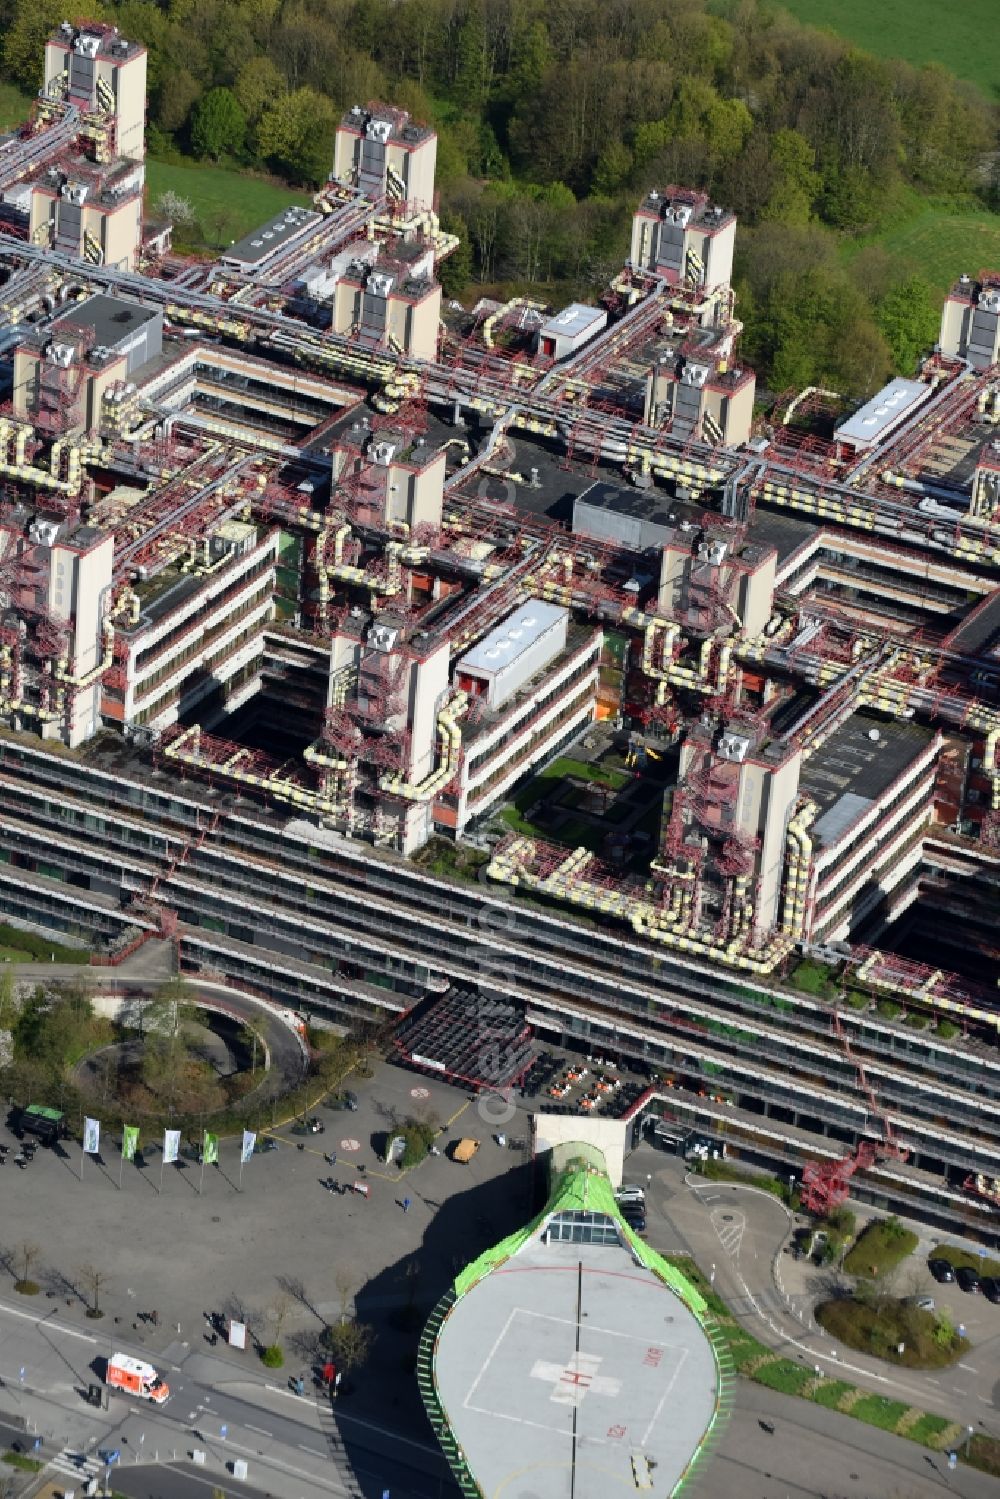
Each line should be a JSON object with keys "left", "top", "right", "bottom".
{"left": 433, "top": 1227, "right": 718, "bottom": 1497}
{"left": 221, "top": 206, "right": 318, "bottom": 269}
{"left": 834, "top": 378, "right": 929, "bottom": 449}
{"left": 339, "top": 104, "right": 435, "bottom": 146}
{"left": 945, "top": 587, "right": 1000, "bottom": 659}
{"left": 801, "top": 712, "right": 935, "bottom": 835}
{"left": 540, "top": 303, "right": 607, "bottom": 339}
{"left": 457, "top": 601, "right": 567, "bottom": 677}
{"left": 54, "top": 293, "right": 157, "bottom": 348}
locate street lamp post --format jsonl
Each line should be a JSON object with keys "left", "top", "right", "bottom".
{"left": 966, "top": 1425, "right": 975, "bottom": 1458}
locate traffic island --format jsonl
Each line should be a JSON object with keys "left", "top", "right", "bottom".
{"left": 667, "top": 1253, "right": 1000, "bottom": 1475}
{"left": 815, "top": 1295, "right": 967, "bottom": 1369}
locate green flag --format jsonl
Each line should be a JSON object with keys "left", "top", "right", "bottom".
{"left": 122, "top": 1125, "right": 139, "bottom": 1161}
{"left": 203, "top": 1131, "right": 219, "bottom": 1166}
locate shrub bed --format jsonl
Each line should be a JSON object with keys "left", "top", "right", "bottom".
{"left": 815, "top": 1297, "right": 965, "bottom": 1368}
{"left": 843, "top": 1216, "right": 918, "bottom": 1277}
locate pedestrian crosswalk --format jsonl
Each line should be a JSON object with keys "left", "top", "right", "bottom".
{"left": 47, "top": 1447, "right": 104, "bottom": 1484}
{"left": 710, "top": 1205, "right": 746, "bottom": 1259}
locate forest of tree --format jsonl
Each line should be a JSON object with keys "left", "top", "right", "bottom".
{"left": 2, "top": 0, "right": 998, "bottom": 398}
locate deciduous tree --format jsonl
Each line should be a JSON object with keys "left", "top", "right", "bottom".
{"left": 190, "top": 86, "right": 247, "bottom": 160}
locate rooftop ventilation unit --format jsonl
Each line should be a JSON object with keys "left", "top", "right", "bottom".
{"left": 46, "top": 342, "right": 75, "bottom": 367}
{"left": 74, "top": 32, "right": 101, "bottom": 57}
{"left": 717, "top": 731, "right": 751, "bottom": 763}
{"left": 61, "top": 182, "right": 88, "bottom": 205}
{"left": 696, "top": 539, "right": 728, "bottom": 565}
{"left": 366, "top": 118, "right": 392, "bottom": 144}
{"left": 29, "top": 519, "right": 61, "bottom": 547}
{"left": 368, "top": 622, "right": 399, "bottom": 652}
{"left": 367, "top": 271, "right": 394, "bottom": 297}
{"left": 682, "top": 362, "right": 710, "bottom": 388}
{"left": 370, "top": 439, "right": 397, "bottom": 466}
{"left": 978, "top": 289, "right": 1000, "bottom": 313}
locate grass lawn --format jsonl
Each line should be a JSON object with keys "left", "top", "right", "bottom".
{"left": 2, "top": 1450, "right": 42, "bottom": 1472}
{"left": 849, "top": 1395, "right": 911, "bottom": 1432}
{"left": 843, "top": 1216, "right": 918, "bottom": 1277}
{"left": 499, "top": 754, "right": 633, "bottom": 842}
{"left": 145, "top": 158, "right": 309, "bottom": 249}
{"left": 848, "top": 198, "right": 1000, "bottom": 292}
{"left": 930, "top": 1244, "right": 1000, "bottom": 1278}
{"left": 775, "top": 0, "right": 999, "bottom": 98}
{"left": 816, "top": 1297, "right": 966, "bottom": 1368}
{"left": 0, "top": 923, "right": 89, "bottom": 964}
{"left": 754, "top": 1359, "right": 814, "bottom": 1396}
{"left": 694, "top": 1157, "right": 790, "bottom": 1202}
{"left": 523, "top": 755, "right": 630, "bottom": 798}
{"left": 811, "top": 1378, "right": 855, "bottom": 1409}
{"left": 0, "top": 84, "right": 31, "bottom": 132}
{"left": 908, "top": 1413, "right": 955, "bottom": 1445}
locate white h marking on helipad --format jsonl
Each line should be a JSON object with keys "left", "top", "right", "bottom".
{"left": 531, "top": 1352, "right": 621, "bottom": 1406}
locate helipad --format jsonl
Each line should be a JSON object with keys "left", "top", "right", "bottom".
{"left": 431, "top": 1209, "right": 720, "bottom": 1497}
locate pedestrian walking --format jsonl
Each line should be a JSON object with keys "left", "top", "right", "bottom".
{"left": 402, "top": 1196, "right": 411, "bottom": 1213}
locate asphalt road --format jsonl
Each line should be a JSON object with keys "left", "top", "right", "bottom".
{"left": 690, "top": 1383, "right": 996, "bottom": 1499}
{"left": 642, "top": 1153, "right": 1000, "bottom": 1426}
{"left": 0, "top": 1292, "right": 455, "bottom": 1499}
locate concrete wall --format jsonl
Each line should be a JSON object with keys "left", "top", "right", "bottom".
{"left": 406, "top": 637, "right": 450, "bottom": 782}
{"left": 532, "top": 1112, "right": 627, "bottom": 1189}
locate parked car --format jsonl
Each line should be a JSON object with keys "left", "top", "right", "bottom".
{"left": 905, "top": 1295, "right": 936, "bottom": 1313}
{"left": 615, "top": 1186, "right": 646, "bottom": 1205}
{"left": 620, "top": 1204, "right": 647, "bottom": 1227}
{"left": 254, "top": 1137, "right": 279, "bottom": 1154}
{"left": 956, "top": 1266, "right": 982, "bottom": 1294}
{"left": 928, "top": 1258, "right": 956, "bottom": 1283}
{"left": 980, "top": 1276, "right": 1000, "bottom": 1304}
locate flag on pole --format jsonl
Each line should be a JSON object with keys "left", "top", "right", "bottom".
{"left": 203, "top": 1131, "right": 219, "bottom": 1166}
{"left": 162, "top": 1129, "right": 180, "bottom": 1165}
{"left": 83, "top": 1117, "right": 100, "bottom": 1154}
{"left": 122, "top": 1125, "right": 139, "bottom": 1161}
{"left": 241, "top": 1130, "right": 256, "bottom": 1164}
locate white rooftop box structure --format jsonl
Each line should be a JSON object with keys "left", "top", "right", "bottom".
{"left": 834, "top": 378, "right": 930, "bottom": 452}
{"left": 455, "top": 602, "right": 569, "bottom": 709}
{"left": 538, "top": 303, "right": 608, "bottom": 362}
